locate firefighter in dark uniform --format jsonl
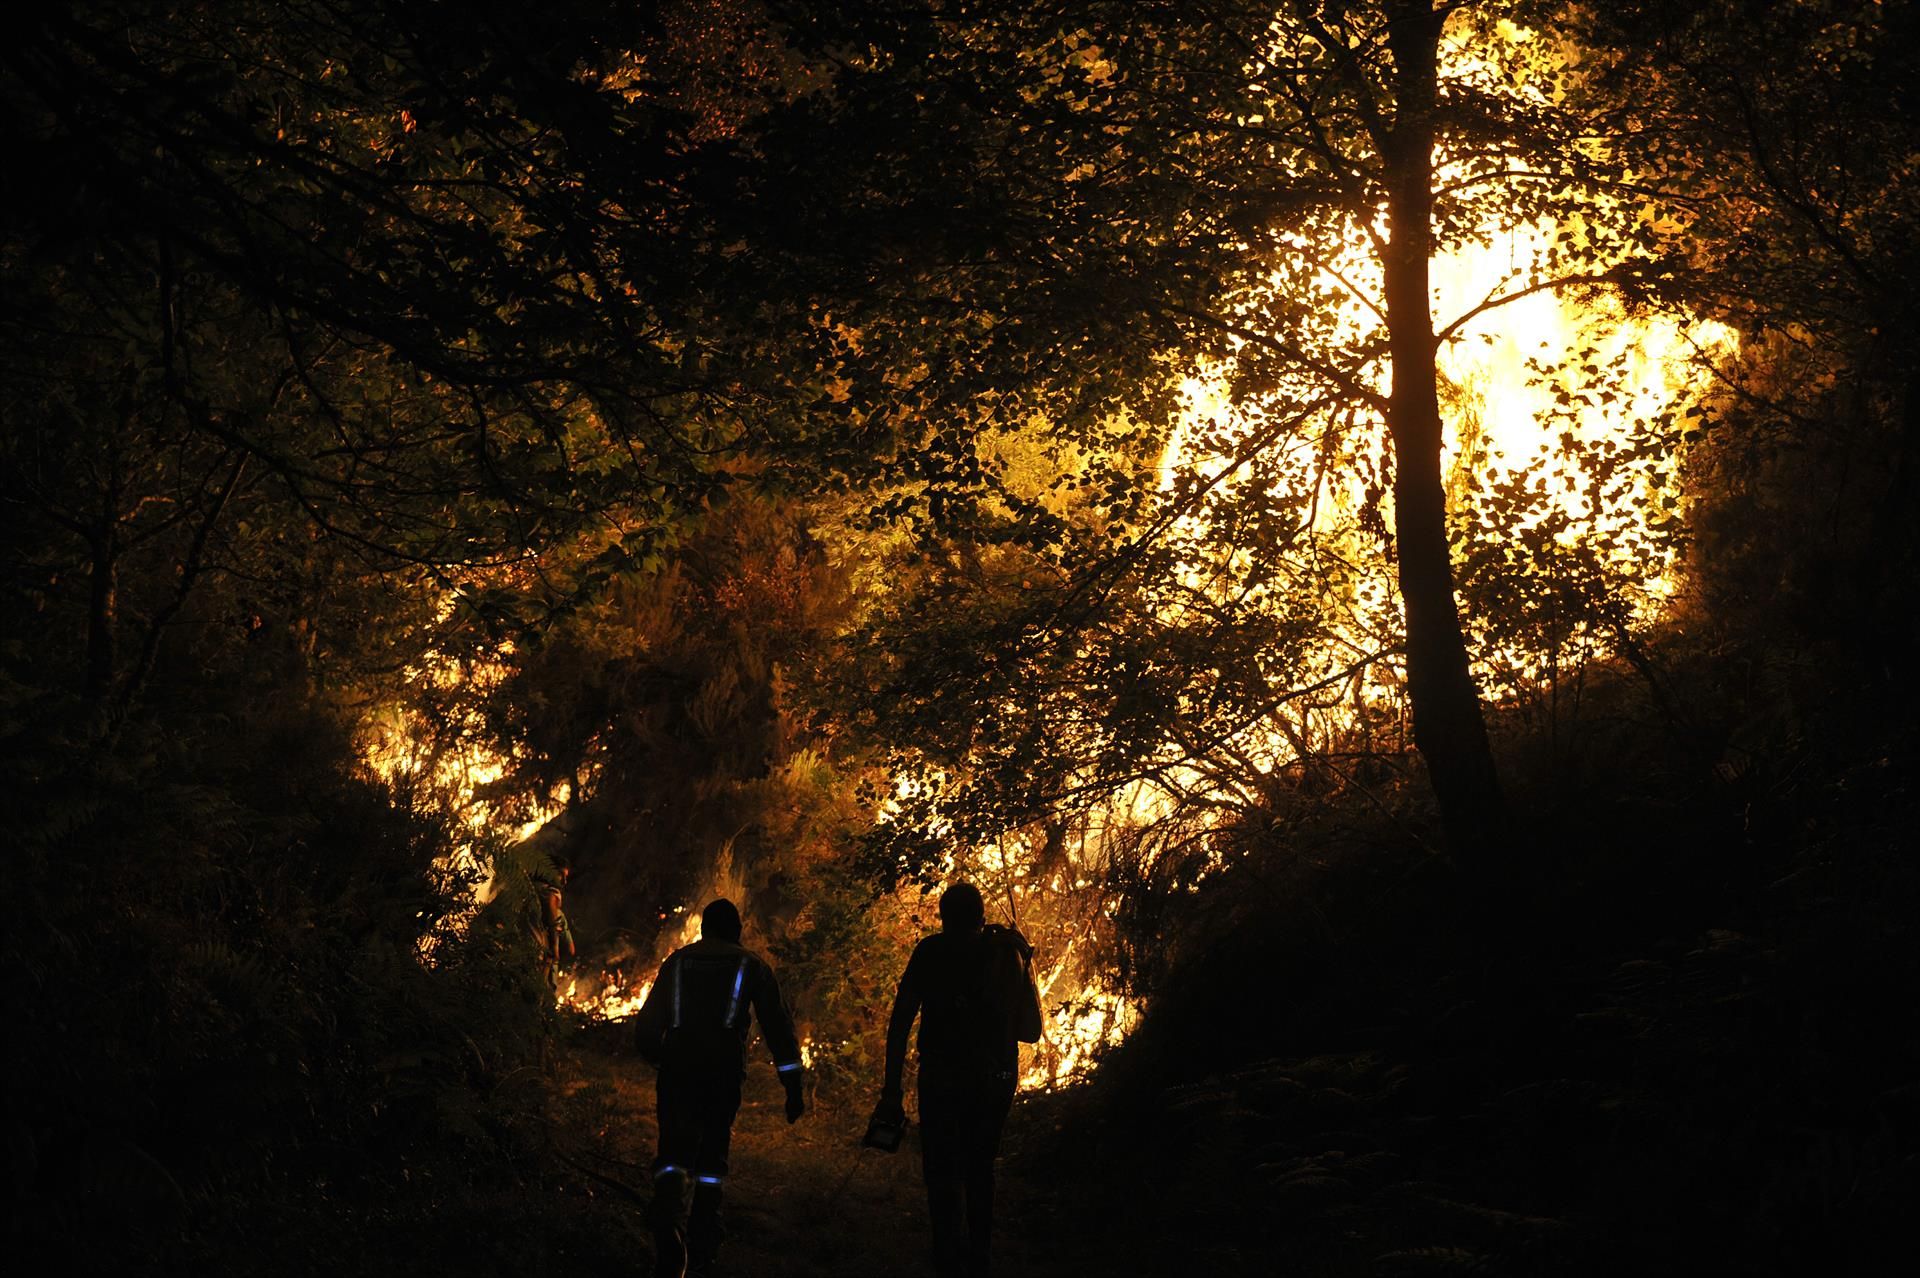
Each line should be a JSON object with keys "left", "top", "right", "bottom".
{"left": 875, "top": 882, "right": 1043, "bottom": 1278}
{"left": 632, "top": 898, "right": 806, "bottom": 1278}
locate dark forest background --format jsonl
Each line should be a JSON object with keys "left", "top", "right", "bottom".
{"left": 4, "top": 2, "right": 1916, "bottom": 1274}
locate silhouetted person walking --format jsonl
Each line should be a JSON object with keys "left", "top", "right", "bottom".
{"left": 876, "top": 883, "right": 1043, "bottom": 1277}
{"left": 632, "top": 899, "right": 806, "bottom": 1278}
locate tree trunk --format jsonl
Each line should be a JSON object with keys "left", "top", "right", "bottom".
{"left": 85, "top": 520, "right": 118, "bottom": 701}
{"left": 1381, "top": 2, "right": 1507, "bottom": 862}
{"left": 1859, "top": 364, "right": 1920, "bottom": 680}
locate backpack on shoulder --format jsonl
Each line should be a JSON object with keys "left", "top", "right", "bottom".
{"left": 982, "top": 923, "right": 1044, "bottom": 1044}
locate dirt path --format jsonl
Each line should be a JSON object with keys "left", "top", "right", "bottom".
{"left": 554, "top": 1040, "right": 1089, "bottom": 1278}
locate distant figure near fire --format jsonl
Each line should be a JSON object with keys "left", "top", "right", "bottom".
{"left": 530, "top": 859, "right": 575, "bottom": 988}
{"left": 875, "top": 882, "right": 1043, "bottom": 1278}
{"left": 632, "top": 898, "right": 806, "bottom": 1278}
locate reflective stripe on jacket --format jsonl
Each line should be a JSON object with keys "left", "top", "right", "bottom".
{"left": 632, "top": 936, "right": 803, "bottom": 1078}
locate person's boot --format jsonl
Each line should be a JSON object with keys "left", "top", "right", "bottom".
{"left": 653, "top": 1227, "right": 687, "bottom": 1278}
{"left": 687, "top": 1181, "right": 725, "bottom": 1277}
{"left": 648, "top": 1172, "right": 689, "bottom": 1278}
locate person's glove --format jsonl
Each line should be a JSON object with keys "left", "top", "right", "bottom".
{"left": 783, "top": 1071, "right": 807, "bottom": 1124}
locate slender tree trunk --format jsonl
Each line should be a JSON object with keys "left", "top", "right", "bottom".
{"left": 119, "top": 453, "right": 250, "bottom": 713}
{"left": 85, "top": 520, "right": 118, "bottom": 701}
{"left": 1860, "top": 365, "right": 1920, "bottom": 679}
{"left": 1381, "top": 2, "right": 1506, "bottom": 862}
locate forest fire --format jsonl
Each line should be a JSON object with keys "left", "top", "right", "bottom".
{"left": 327, "top": 1, "right": 1744, "bottom": 1105}
{"left": 346, "top": 157, "right": 1736, "bottom": 1106}
{"left": 558, "top": 970, "right": 654, "bottom": 1020}
{"left": 1024, "top": 978, "right": 1138, "bottom": 1089}
{"left": 13, "top": 0, "right": 1914, "bottom": 1272}
{"left": 556, "top": 908, "right": 702, "bottom": 1020}
{"left": 1127, "top": 217, "right": 1739, "bottom": 824}
{"left": 935, "top": 255, "right": 1729, "bottom": 1087}
{"left": 357, "top": 647, "right": 570, "bottom": 959}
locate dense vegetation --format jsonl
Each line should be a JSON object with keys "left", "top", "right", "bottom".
{"left": 4, "top": 1, "right": 1914, "bottom": 1273}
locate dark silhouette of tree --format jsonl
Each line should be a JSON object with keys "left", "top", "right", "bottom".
{"left": 1, "top": 0, "right": 804, "bottom": 707}
{"left": 1566, "top": 0, "right": 1920, "bottom": 667}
